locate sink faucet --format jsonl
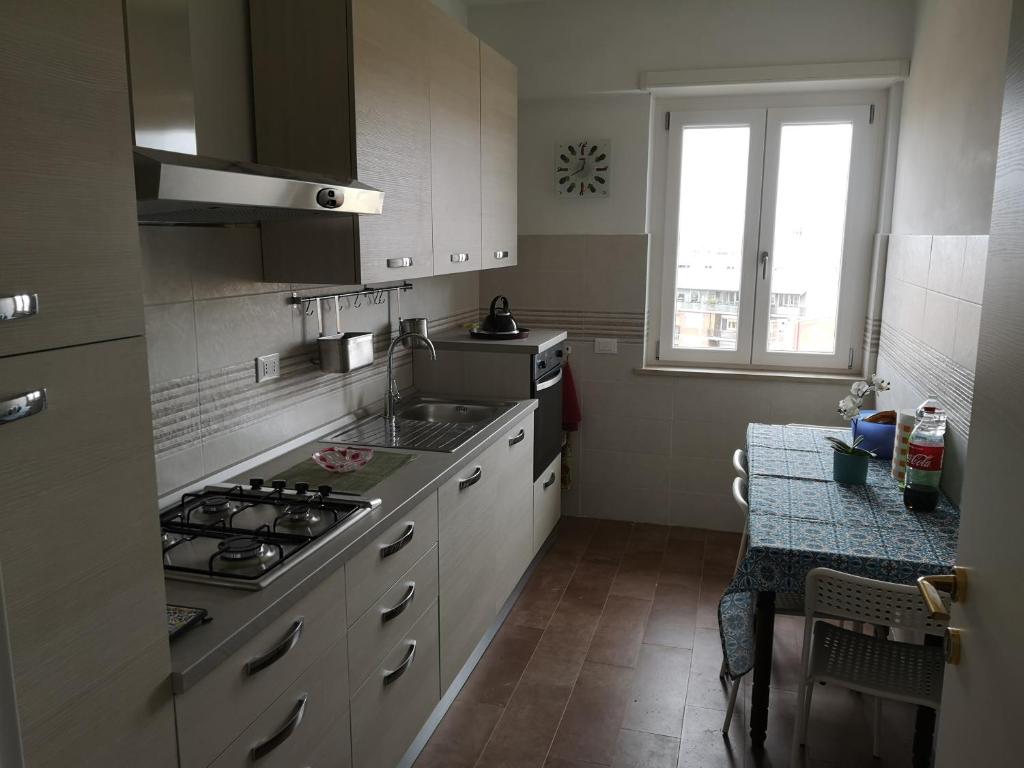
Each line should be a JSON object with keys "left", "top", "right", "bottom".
{"left": 385, "top": 330, "right": 436, "bottom": 437}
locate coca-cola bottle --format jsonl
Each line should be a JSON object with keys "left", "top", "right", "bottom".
{"left": 903, "top": 398, "right": 946, "bottom": 511}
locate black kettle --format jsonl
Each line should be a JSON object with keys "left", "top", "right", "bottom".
{"left": 480, "top": 295, "right": 520, "bottom": 334}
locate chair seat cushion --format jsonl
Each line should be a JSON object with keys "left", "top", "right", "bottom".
{"left": 810, "top": 621, "right": 945, "bottom": 709}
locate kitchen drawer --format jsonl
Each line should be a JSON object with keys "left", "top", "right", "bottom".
{"left": 533, "top": 453, "right": 562, "bottom": 554}
{"left": 346, "top": 493, "right": 438, "bottom": 624}
{"left": 176, "top": 566, "right": 348, "bottom": 768}
{"left": 208, "top": 634, "right": 351, "bottom": 768}
{"left": 351, "top": 601, "right": 440, "bottom": 768}
{"left": 348, "top": 544, "right": 438, "bottom": 693}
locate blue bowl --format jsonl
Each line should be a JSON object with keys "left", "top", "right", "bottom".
{"left": 851, "top": 409, "right": 895, "bottom": 460}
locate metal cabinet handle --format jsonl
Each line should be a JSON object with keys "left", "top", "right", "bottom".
{"left": 381, "top": 583, "right": 416, "bottom": 623}
{"left": 543, "top": 472, "right": 557, "bottom": 490}
{"left": 245, "top": 618, "right": 304, "bottom": 676}
{"left": 458, "top": 466, "right": 483, "bottom": 491}
{"left": 1, "top": 389, "right": 47, "bottom": 426}
{"left": 387, "top": 257, "right": 413, "bottom": 269}
{"left": 0, "top": 293, "right": 39, "bottom": 321}
{"left": 508, "top": 428, "right": 526, "bottom": 447}
{"left": 450, "top": 252, "right": 470, "bottom": 263}
{"left": 379, "top": 522, "right": 415, "bottom": 559}
{"left": 383, "top": 641, "right": 416, "bottom": 686}
{"left": 251, "top": 695, "right": 307, "bottom": 760}
{"left": 535, "top": 369, "right": 563, "bottom": 392}
{"left": 493, "top": 250, "right": 510, "bottom": 260}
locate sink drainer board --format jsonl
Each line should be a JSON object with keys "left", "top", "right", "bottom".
{"left": 327, "top": 417, "right": 485, "bottom": 453}
{"left": 273, "top": 451, "right": 414, "bottom": 495}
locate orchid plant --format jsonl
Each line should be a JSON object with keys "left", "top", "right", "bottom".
{"left": 837, "top": 373, "right": 890, "bottom": 421}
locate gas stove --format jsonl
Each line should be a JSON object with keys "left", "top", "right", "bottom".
{"left": 160, "top": 480, "right": 380, "bottom": 589}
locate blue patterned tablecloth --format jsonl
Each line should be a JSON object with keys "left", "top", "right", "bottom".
{"left": 718, "top": 423, "right": 960, "bottom": 678}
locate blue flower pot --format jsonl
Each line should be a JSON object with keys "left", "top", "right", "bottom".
{"left": 833, "top": 450, "right": 869, "bottom": 485}
{"left": 851, "top": 409, "right": 895, "bottom": 460}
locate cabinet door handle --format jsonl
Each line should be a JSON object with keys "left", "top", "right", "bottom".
{"left": 543, "top": 472, "right": 557, "bottom": 490}
{"left": 387, "top": 257, "right": 414, "bottom": 269}
{"left": 379, "top": 522, "right": 415, "bottom": 559}
{"left": 0, "top": 293, "right": 39, "bottom": 321}
{"left": 245, "top": 618, "right": 304, "bottom": 676}
{"left": 1, "top": 389, "right": 47, "bottom": 426}
{"left": 493, "top": 250, "right": 510, "bottom": 260}
{"left": 381, "top": 583, "right": 416, "bottom": 623}
{"left": 450, "top": 252, "right": 470, "bottom": 263}
{"left": 251, "top": 694, "right": 307, "bottom": 760}
{"left": 383, "top": 641, "right": 417, "bottom": 686}
{"left": 508, "top": 429, "right": 525, "bottom": 447}
{"left": 458, "top": 466, "right": 483, "bottom": 490}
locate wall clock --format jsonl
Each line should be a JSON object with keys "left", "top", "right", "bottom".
{"left": 555, "top": 140, "right": 610, "bottom": 197}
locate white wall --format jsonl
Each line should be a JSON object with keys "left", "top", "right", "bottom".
{"left": 430, "top": 0, "right": 469, "bottom": 26}
{"left": 519, "top": 94, "right": 651, "bottom": 235}
{"left": 469, "top": 0, "right": 916, "bottom": 99}
{"left": 890, "top": 0, "right": 1012, "bottom": 235}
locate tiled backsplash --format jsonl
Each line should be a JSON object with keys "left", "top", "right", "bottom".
{"left": 141, "top": 226, "right": 479, "bottom": 497}
{"left": 876, "top": 233, "right": 988, "bottom": 503}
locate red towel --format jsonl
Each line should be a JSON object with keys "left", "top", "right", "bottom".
{"left": 562, "top": 360, "right": 582, "bottom": 431}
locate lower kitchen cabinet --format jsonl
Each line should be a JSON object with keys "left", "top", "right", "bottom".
{"left": 350, "top": 601, "right": 440, "bottom": 768}
{"left": 533, "top": 454, "right": 562, "bottom": 554}
{"left": 490, "top": 419, "right": 535, "bottom": 613}
{"left": 208, "top": 634, "right": 351, "bottom": 768}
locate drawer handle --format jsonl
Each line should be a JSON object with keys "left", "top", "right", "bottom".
{"left": 245, "top": 618, "right": 304, "bottom": 676}
{"left": 381, "top": 583, "right": 416, "bottom": 623}
{"left": 458, "top": 466, "right": 483, "bottom": 491}
{"left": 251, "top": 694, "right": 307, "bottom": 761}
{"left": 387, "top": 257, "right": 413, "bottom": 269}
{"left": 450, "top": 252, "right": 470, "bottom": 263}
{"left": 493, "top": 250, "right": 510, "bottom": 260}
{"left": 1, "top": 389, "right": 47, "bottom": 426}
{"left": 380, "top": 522, "right": 415, "bottom": 559}
{"left": 383, "top": 640, "right": 417, "bottom": 687}
{"left": 0, "top": 293, "right": 39, "bottom": 321}
{"left": 508, "top": 428, "right": 526, "bottom": 447}
{"left": 543, "top": 472, "right": 557, "bottom": 490}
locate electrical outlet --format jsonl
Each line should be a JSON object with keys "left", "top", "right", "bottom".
{"left": 594, "top": 338, "right": 618, "bottom": 354}
{"left": 255, "top": 353, "right": 280, "bottom": 383}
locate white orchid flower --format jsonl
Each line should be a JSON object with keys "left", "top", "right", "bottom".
{"left": 850, "top": 381, "right": 870, "bottom": 398}
{"left": 837, "top": 395, "right": 860, "bottom": 421}
{"left": 870, "top": 373, "right": 890, "bottom": 391}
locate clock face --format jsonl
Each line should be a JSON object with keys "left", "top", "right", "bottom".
{"left": 555, "top": 140, "right": 610, "bottom": 197}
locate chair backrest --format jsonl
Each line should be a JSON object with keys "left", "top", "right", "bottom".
{"left": 732, "top": 448, "right": 748, "bottom": 480}
{"left": 731, "top": 476, "right": 748, "bottom": 514}
{"left": 804, "top": 567, "right": 949, "bottom": 636}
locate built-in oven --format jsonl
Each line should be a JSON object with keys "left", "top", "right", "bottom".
{"left": 531, "top": 343, "right": 565, "bottom": 481}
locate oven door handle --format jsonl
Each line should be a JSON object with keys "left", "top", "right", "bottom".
{"left": 535, "top": 368, "right": 563, "bottom": 392}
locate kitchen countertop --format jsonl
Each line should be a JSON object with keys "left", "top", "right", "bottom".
{"left": 164, "top": 398, "right": 538, "bottom": 693}
{"left": 428, "top": 327, "right": 567, "bottom": 354}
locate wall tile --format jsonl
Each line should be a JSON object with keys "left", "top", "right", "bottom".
{"left": 138, "top": 227, "right": 194, "bottom": 305}
{"left": 960, "top": 235, "right": 988, "bottom": 303}
{"left": 668, "top": 454, "right": 735, "bottom": 495}
{"left": 194, "top": 291, "right": 299, "bottom": 371}
{"left": 144, "top": 302, "right": 197, "bottom": 385}
{"left": 922, "top": 290, "right": 958, "bottom": 357}
{"left": 155, "top": 444, "right": 205, "bottom": 497}
{"left": 581, "top": 484, "right": 670, "bottom": 523}
{"left": 670, "top": 418, "right": 748, "bottom": 463}
{"left": 926, "top": 236, "right": 966, "bottom": 296}
{"left": 899, "top": 282, "right": 927, "bottom": 338}
{"left": 579, "top": 377, "right": 672, "bottom": 420}
{"left": 576, "top": 341, "right": 644, "bottom": 381}
{"left": 902, "top": 235, "right": 933, "bottom": 287}
{"left": 581, "top": 449, "right": 671, "bottom": 490}
{"left": 190, "top": 227, "right": 290, "bottom": 299}
{"left": 583, "top": 234, "right": 648, "bottom": 313}
{"left": 669, "top": 491, "right": 742, "bottom": 532}
{"left": 582, "top": 412, "right": 671, "bottom": 456}
{"left": 952, "top": 300, "right": 982, "bottom": 370}
{"left": 538, "top": 234, "right": 587, "bottom": 271}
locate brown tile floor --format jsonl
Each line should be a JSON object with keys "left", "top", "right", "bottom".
{"left": 416, "top": 518, "right": 920, "bottom": 768}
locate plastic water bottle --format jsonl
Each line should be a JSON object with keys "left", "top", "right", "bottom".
{"left": 903, "top": 398, "right": 946, "bottom": 511}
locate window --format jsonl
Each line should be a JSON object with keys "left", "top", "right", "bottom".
{"left": 656, "top": 103, "right": 882, "bottom": 371}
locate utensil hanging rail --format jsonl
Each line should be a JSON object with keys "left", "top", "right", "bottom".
{"left": 289, "top": 282, "right": 414, "bottom": 338}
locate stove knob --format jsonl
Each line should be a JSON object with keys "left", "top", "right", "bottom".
{"left": 294, "top": 482, "right": 309, "bottom": 496}
{"left": 249, "top": 478, "right": 264, "bottom": 490}
{"left": 538, "top": 360, "right": 547, "bottom": 369}
{"left": 555, "top": 348, "right": 564, "bottom": 357}
{"left": 271, "top": 480, "right": 287, "bottom": 491}
{"left": 317, "top": 484, "right": 333, "bottom": 497}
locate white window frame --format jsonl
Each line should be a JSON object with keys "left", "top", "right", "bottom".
{"left": 650, "top": 92, "right": 885, "bottom": 373}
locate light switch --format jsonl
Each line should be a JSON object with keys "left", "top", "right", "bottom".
{"left": 594, "top": 338, "right": 618, "bottom": 354}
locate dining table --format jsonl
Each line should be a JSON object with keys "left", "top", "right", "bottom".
{"left": 718, "top": 423, "right": 960, "bottom": 766}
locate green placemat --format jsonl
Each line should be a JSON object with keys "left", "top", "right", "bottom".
{"left": 272, "top": 451, "right": 415, "bottom": 495}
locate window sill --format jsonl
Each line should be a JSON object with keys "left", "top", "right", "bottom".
{"left": 635, "top": 364, "right": 860, "bottom": 385}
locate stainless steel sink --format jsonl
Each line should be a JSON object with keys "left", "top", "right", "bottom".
{"left": 325, "top": 397, "right": 515, "bottom": 452}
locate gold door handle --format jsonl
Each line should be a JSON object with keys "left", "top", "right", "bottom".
{"left": 944, "top": 628, "right": 963, "bottom": 665}
{"left": 916, "top": 566, "right": 968, "bottom": 621}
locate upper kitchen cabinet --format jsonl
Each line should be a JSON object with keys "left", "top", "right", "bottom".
{"left": 0, "top": 0, "right": 145, "bottom": 357}
{"left": 480, "top": 42, "right": 518, "bottom": 270}
{"left": 352, "top": 0, "right": 435, "bottom": 283}
{"left": 428, "top": 6, "right": 483, "bottom": 275}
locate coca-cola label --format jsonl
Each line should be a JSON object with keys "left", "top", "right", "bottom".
{"left": 907, "top": 442, "right": 944, "bottom": 471}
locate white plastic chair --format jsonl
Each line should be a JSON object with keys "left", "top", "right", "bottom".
{"left": 732, "top": 448, "right": 748, "bottom": 480}
{"left": 792, "top": 568, "right": 948, "bottom": 762}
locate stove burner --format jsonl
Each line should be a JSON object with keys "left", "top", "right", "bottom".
{"left": 281, "top": 502, "right": 322, "bottom": 525}
{"left": 217, "top": 535, "right": 274, "bottom": 562}
{"left": 201, "top": 496, "right": 232, "bottom": 515}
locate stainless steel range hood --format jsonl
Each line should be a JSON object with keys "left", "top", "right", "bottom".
{"left": 125, "top": 0, "right": 382, "bottom": 224}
